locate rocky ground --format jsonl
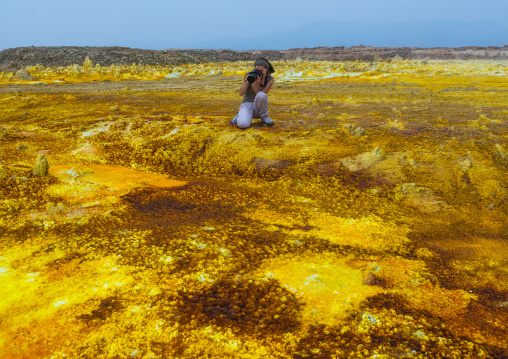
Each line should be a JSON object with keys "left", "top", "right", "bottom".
{"left": 1, "top": 45, "right": 508, "bottom": 72}
{"left": 0, "top": 59, "right": 507, "bottom": 358}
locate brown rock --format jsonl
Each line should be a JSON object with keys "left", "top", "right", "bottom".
{"left": 13, "top": 69, "right": 35, "bottom": 80}
{"left": 395, "top": 183, "right": 452, "bottom": 213}
{"left": 342, "top": 124, "right": 366, "bottom": 137}
{"left": 35, "top": 149, "right": 51, "bottom": 155}
{"left": 494, "top": 144, "right": 508, "bottom": 164}
{"left": 252, "top": 158, "right": 290, "bottom": 171}
{"left": 314, "top": 160, "right": 342, "bottom": 177}
{"left": 0, "top": 127, "right": 8, "bottom": 140}
{"left": 363, "top": 272, "right": 387, "bottom": 287}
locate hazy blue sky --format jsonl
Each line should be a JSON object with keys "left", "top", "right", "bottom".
{"left": 1, "top": 0, "right": 507, "bottom": 50}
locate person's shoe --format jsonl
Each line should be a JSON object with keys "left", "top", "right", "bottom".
{"left": 261, "top": 117, "right": 274, "bottom": 126}
{"left": 231, "top": 114, "right": 238, "bottom": 125}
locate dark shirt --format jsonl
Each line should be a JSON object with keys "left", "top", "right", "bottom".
{"left": 242, "top": 74, "right": 274, "bottom": 103}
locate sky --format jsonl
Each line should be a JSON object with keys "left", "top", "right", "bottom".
{"left": 1, "top": 0, "right": 507, "bottom": 51}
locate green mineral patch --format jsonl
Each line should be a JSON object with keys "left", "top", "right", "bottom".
{"left": 0, "top": 59, "right": 507, "bottom": 358}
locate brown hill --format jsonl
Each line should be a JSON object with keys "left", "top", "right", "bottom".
{"left": 1, "top": 45, "right": 507, "bottom": 72}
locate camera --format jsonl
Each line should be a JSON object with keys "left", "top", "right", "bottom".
{"left": 246, "top": 69, "right": 263, "bottom": 84}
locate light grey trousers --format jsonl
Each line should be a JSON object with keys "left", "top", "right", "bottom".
{"left": 237, "top": 92, "right": 269, "bottom": 129}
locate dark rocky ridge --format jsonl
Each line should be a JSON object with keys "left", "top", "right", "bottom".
{"left": 1, "top": 45, "right": 508, "bottom": 72}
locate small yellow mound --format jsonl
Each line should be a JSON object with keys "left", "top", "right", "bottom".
{"left": 256, "top": 253, "right": 382, "bottom": 326}
{"left": 47, "top": 165, "right": 186, "bottom": 204}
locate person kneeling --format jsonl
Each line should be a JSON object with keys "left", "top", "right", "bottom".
{"left": 231, "top": 57, "right": 275, "bottom": 128}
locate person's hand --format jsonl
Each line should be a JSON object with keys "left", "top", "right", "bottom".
{"left": 251, "top": 75, "right": 263, "bottom": 93}
{"left": 253, "top": 74, "right": 262, "bottom": 87}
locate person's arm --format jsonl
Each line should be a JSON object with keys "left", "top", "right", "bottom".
{"left": 239, "top": 75, "right": 250, "bottom": 96}
{"left": 253, "top": 77, "right": 274, "bottom": 94}
{"left": 262, "top": 79, "right": 274, "bottom": 94}
{"left": 250, "top": 75, "right": 263, "bottom": 94}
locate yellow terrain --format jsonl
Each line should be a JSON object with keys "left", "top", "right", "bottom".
{"left": 0, "top": 59, "right": 507, "bottom": 358}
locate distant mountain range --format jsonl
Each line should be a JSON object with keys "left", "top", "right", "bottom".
{"left": 187, "top": 20, "right": 508, "bottom": 50}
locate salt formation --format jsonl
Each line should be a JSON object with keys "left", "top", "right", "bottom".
{"left": 32, "top": 154, "right": 49, "bottom": 176}
{"left": 341, "top": 147, "right": 386, "bottom": 171}
{"left": 82, "top": 56, "right": 93, "bottom": 69}
{"left": 2, "top": 59, "right": 508, "bottom": 85}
